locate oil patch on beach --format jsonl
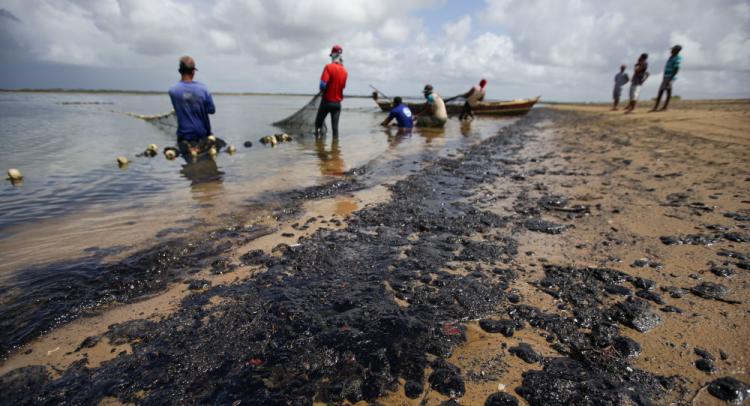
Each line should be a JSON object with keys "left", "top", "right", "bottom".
{"left": 0, "top": 110, "right": 698, "bottom": 405}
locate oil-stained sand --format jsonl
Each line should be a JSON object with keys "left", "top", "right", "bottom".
{"left": 1, "top": 101, "right": 749, "bottom": 405}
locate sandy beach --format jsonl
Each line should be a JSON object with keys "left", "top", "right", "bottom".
{"left": 2, "top": 100, "right": 749, "bottom": 405}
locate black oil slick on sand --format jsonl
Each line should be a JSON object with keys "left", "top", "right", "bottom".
{"left": 2, "top": 109, "right": 748, "bottom": 405}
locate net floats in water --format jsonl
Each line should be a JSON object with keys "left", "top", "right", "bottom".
{"left": 7, "top": 168, "right": 23, "bottom": 184}
{"left": 226, "top": 145, "right": 237, "bottom": 154}
{"left": 259, "top": 133, "right": 292, "bottom": 147}
{"left": 138, "top": 143, "right": 159, "bottom": 157}
{"left": 163, "top": 147, "right": 179, "bottom": 160}
{"left": 116, "top": 156, "right": 129, "bottom": 167}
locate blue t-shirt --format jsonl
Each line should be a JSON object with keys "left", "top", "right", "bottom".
{"left": 387, "top": 104, "right": 413, "bottom": 128}
{"left": 168, "top": 81, "right": 215, "bottom": 141}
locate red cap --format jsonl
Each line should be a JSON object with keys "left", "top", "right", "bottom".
{"left": 330, "top": 45, "right": 343, "bottom": 54}
{"left": 479, "top": 78, "right": 487, "bottom": 87}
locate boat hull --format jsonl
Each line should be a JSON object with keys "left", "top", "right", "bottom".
{"left": 374, "top": 96, "right": 540, "bottom": 116}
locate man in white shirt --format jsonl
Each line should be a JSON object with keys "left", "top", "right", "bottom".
{"left": 415, "top": 84, "right": 448, "bottom": 128}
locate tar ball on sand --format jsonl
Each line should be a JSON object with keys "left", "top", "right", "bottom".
{"left": 116, "top": 156, "right": 129, "bottom": 167}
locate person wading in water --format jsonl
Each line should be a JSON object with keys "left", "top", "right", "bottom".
{"left": 414, "top": 84, "right": 448, "bottom": 128}
{"left": 168, "top": 56, "right": 216, "bottom": 158}
{"left": 315, "top": 45, "right": 349, "bottom": 138}
{"left": 380, "top": 96, "right": 414, "bottom": 131}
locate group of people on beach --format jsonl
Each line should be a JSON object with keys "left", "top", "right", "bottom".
{"left": 379, "top": 79, "right": 489, "bottom": 130}
{"left": 612, "top": 45, "right": 683, "bottom": 113}
{"left": 168, "top": 45, "right": 489, "bottom": 156}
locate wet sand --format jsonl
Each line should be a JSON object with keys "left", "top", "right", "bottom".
{"left": 412, "top": 99, "right": 750, "bottom": 405}
{"left": 2, "top": 100, "right": 749, "bottom": 405}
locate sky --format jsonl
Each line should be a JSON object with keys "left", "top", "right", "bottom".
{"left": 0, "top": 0, "right": 748, "bottom": 101}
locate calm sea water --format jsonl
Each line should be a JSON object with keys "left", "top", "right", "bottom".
{"left": 0, "top": 92, "right": 516, "bottom": 271}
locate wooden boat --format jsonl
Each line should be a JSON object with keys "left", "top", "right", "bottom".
{"left": 372, "top": 93, "right": 540, "bottom": 116}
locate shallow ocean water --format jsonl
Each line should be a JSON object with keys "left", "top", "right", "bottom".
{"left": 0, "top": 92, "right": 516, "bottom": 272}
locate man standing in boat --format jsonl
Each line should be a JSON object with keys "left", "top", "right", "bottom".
{"left": 612, "top": 65, "right": 629, "bottom": 110}
{"left": 415, "top": 85, "right": 448, "bottom": 128}
{"left": 380, "top": 97, "right": 413, "bottom": 130}
{"left": 459, "top": 79, "right": 487, "bottom": 120}
{"left": 168, "top": 56, "right": 216, "bottom": 155}
{"left": 315, "top": 45, "right": 348, "bottom": 138}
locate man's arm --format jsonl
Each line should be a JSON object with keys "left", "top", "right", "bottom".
{"left": 205, "top": 91, "right": 216, "bottom": 114}
{"left": 168, "top": 90, "right": 178, "bottom": 110}
{"left": 463, "top": 87, "right": 475, "bottom": 98}
{"left": 414, "top": 102, "right": 433, "bottom": 117}
{"left": 320, "top": 66, "right": 330, "bottom": 92}
{"left": 417, "top": 94, "right": 437, "bottom": 116}
{"left": 380, "top": 112, "right": 394, "bottom": 127}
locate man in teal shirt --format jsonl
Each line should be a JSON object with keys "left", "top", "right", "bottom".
{"left": 652, "top": 45, "right": 682, "bottom": 112}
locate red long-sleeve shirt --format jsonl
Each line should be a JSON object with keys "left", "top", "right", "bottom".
{"left": 320, "top": 63, "right": 348, "bottom": 103}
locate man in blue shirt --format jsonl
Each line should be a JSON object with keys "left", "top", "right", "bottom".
{"left": 380, "top": 97, "right": 413, "bottom": 130}
{"left": 168, "top": 56, "right": 216, "bottom": 153}
{"left": 652, "top": 45, "right": 682, "bottom": 112}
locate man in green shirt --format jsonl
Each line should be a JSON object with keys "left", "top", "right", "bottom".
{"left": 651, "top": 45, "right": 683, "bottom": 112}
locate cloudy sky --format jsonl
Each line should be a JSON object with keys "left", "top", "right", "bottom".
{"left": 1, "top": 0, "right": 748, "bottom": 101}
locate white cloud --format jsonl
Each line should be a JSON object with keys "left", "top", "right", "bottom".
{"left": 478, "top": 0, "right": 750, "bottom": 98}
{"left": 443, "top": 15, "right": 471, "bottom": 43}
{"left": 379, "top": 18, "right": 412, "bottom": 43}
{"left": 0, "top": 0, "right": 748, "bottom": 100}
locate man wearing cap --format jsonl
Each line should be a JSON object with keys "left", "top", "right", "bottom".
{"left": 315, "top": 45, "right": 348, "bottom": 137}
{"left": 459, "top": 79, "right": 488, "bottom": 120}
{"left": 415, "top": 85, "right": 448, "bottom": 128}
{"left": 168, "top": 56, "right": 216, "bottom": 154}
{"left": 651, "top": 45, "right": 683, "bottom": 112}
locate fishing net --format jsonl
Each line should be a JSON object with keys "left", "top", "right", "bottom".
{"left": 126, "top": 110, "right": 178, "bottom": 135}
{"left": 272, "top": 93, "right": 325, "bottom": 134}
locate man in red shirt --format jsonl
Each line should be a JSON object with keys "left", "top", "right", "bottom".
{"left": 315, "top": 45, "right": 348, "bottom": 137}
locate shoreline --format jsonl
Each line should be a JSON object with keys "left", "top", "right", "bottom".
{"left": 2, "top": 102, "right": 749, "bottom": 404}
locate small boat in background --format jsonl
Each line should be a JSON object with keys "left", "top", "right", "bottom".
{"left": 372, "top": 93, "right": 540, "bottom": 117}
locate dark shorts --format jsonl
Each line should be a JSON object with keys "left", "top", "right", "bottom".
{"left": 659, "top": 78, "right": 674, "bottom": 91}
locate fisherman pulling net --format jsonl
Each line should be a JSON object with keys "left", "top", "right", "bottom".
{"left": 272, "top": 92, "right": 324, "bottom": 134}
{"left": 273, "top": 44, "right": 349, "bottom": 136}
